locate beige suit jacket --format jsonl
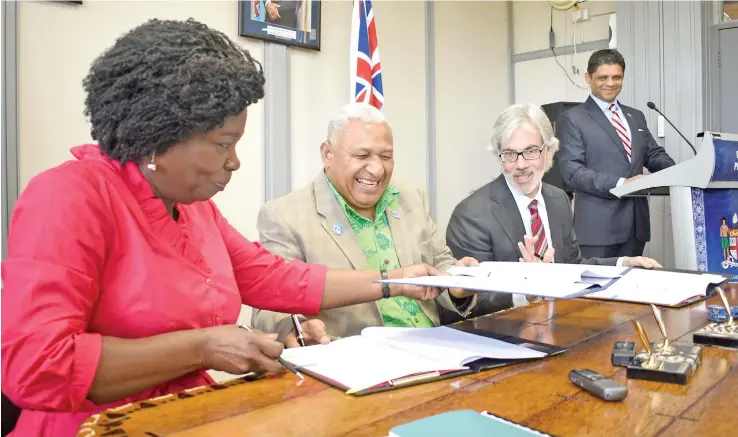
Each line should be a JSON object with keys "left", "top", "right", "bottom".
{"left": 251, "top": 173, "right": 477, "bottom": 339}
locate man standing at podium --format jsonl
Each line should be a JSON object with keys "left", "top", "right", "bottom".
{"left": 557, "top": 49, "right": 676, "bottom": 258}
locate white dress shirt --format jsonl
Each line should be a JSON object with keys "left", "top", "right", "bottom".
{"left": 504, "top": 178, "right": 553, "bottom": 307}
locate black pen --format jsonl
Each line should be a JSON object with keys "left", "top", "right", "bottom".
{"left": 291, "top": 314, "right": 306, "bottom": 347}
{"left": 238, "top": 323, "right": 304, "bottom": 380}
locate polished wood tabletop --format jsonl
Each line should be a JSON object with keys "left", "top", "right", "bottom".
{"left": 77, "top": 284, "right": 738, "bottom": 437}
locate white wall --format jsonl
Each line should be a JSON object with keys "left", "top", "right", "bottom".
{"left": 290, "top": 0, "right": 428, "bottom": 192}
{"left": 290, "top": 0, "right": 352, "bottom": 190}
{"left": 514, "top": 50, "right": 595, "bottom": 105}
{"left": 16, "top": 0, "right": 512, "bottom": 244}
{"left": 513, "top": 0, "right": 614, "bottom": 54}
{"left": 433, "top": 0, "right": 510, "bottom": 234}
{"left": 17, "top": 0, "right": 264, "bottom": 241}
{"left": 512, "top": 0, "right": 616, "bottom": 104}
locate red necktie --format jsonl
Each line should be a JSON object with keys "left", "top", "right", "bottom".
{"left": 609, "top": 103, "right": 631, "bottom": 161}
{"left": 528, "top": 200, "right": 548, "bottom": 258}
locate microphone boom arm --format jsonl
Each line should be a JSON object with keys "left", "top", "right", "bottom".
{"left": 647, "top": 102, "right": 698, "bottom": 155}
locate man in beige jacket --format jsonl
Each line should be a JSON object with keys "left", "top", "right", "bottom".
{"left": 252, "top": 103, "right": 478, "bottom": 347}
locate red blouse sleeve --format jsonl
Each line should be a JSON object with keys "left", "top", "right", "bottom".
{"left": 1, "top": 165, "right": 108, "bottom": 412}
{"left": 210, "top": 202, "right": 326, "bottom": 316}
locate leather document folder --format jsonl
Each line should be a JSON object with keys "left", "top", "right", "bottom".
{"left": 280, "top": 326, "right": 567, "bottom": 396}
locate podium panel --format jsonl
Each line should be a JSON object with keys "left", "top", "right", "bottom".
{"left": 692, "top": 188, "right": 738, "bottom": 278}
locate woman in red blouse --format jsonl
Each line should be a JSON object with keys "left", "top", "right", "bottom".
{"left": 0, "top": 19, "right": 443, "bottom": 437}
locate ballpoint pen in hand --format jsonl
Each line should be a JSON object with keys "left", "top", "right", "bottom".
{"left": 291, "top": 314, "right": 306, "bottom": 347}
{"left": 238, "top": 323, "right": 304, "bottom": 380}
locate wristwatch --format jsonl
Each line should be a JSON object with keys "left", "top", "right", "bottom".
{"left": 380, "top": 267, "right": 391, "bottom": 299}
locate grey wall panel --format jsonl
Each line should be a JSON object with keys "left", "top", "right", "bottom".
{"left": 702, "top": 1, "right": 721, "bottom": 132}
{"left": 2, "top": 0, "right": 19, "bottom": 261}
{"left": 425, "top": 0, "right": 436, "bottom": 219}
{"left": 262, "top": 43, "right": 291, "bottom": 203}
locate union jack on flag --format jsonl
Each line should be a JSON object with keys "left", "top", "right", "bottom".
{"left": 350, "top": 0, "right": 384, "bottom": 111}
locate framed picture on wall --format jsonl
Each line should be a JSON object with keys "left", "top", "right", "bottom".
{"left": 238, "top": 0, "right": 321, "bottom": 51}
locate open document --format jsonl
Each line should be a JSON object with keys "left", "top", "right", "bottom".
{"left": 585, "top": 268, "right": 727, "bottom": 306}
{"left": 376, "top": 262, "right": 629, "bottom": 299}
{"left": 281, "top": 326, "right": 548, "bottom": 395}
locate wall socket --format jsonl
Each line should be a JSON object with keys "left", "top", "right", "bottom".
{"left": 573, "top": 8, "right": 590, "bottom": 23}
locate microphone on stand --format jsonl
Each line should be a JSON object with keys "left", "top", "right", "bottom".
{"left": 646, "top": 101, "right": 697, "bottom": 155}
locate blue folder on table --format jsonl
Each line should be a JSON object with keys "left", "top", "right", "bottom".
{"left": 389, "top": 410, "right": 553, "bottom": 437}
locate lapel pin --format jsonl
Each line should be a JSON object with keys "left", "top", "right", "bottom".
{"left": 626, "top": 112, "right": 633, "bottom": 118}
{"left": 391, "top": 210, "right": 401, "bottom": 219}
{"left": 332, "top": 224, "right": 344, "bottom": 236}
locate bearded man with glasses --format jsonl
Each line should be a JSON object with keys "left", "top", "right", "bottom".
{"left": 439, "top": 104, "right": 662, "bottom": 323}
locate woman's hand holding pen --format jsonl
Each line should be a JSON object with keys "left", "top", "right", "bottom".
{"left": 284, "top": 319, "right": 331, "bottom": 348}
{"left": 200, "top": 325, "right": 285, "bottom": 375}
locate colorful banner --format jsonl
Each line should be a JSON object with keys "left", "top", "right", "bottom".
{"left": 694, "top": 188, "right": 738, "bottom": 279}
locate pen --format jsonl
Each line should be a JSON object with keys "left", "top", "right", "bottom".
{"left": 238, "top": 323, "right": 304, "bottom": 380}
{"left": 631, "top": 319, "right": 653, "bottom": 356}
{"left": 716, "top": 287, "right": 733, "bottom": 325}
{"left": 291, "top": 314, "right": 306, "bottom": 347}
{"left": 650, "top": 304, "right": 670, "bottom": 349}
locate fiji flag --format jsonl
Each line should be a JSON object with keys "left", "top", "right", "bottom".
{"left": 350, "top": 0, "right": 384, "bottom": 111}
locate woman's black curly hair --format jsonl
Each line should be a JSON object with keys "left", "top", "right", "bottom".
{"left": 83, "top": 18, "right": 265, "bottom": 163}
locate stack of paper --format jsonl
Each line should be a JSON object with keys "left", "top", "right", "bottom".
{"left": 376, "top": 262, "right": 628, "bottom": 299}
{"left": 585, "top": 269, "right": 727, "bottom": 306}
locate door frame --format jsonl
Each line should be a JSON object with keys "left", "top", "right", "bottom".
{"left": 717, "top": 21, "right": 738, "bottom": 133}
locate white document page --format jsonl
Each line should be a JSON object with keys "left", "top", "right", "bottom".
{"left": 448, "top": 262, "right": 627, "bottom": 282}
{"left": 361, "top": 326, "right": 546, "bottom": 367}
{"left": 376, "top": 275, "right": 594, "bottom": 299}
{"left": 280, "top": 336, "right": 464, "bottom": 391}
{"left": 585, "top": 269, "right": 726, "bottom": 306}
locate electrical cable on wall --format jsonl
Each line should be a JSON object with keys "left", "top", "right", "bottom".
{"left": 549, "top": 5, "right": 589, "bottom": 90}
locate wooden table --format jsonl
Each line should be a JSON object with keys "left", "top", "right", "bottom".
{"left": 77, "top": 285, "right": 738, "bottom": 437}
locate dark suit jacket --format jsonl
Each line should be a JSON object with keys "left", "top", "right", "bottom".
{"left": 556, "top": 97, "right": 675, "bottom": 246}
{"left": 440, "top": 175, "right": 617, "bottom": 324}
{"left": 268, "top": 0, "right": 300, "bottom": 28}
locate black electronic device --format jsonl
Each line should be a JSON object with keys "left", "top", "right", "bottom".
{"left": 628, "top": 318, "right": 702, "bottom": 385}
{"left": 626, "top": 341, "right": 703, "bottom": 385}
{"left": 568, "top": 368, "right": 628, "bottom": 402}
{"left": 611, "top": 341, "right": 636, "bottom": 367}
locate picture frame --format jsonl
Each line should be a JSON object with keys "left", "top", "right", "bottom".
{"left": 238, "top": 0, "right": 321, "bottom": 51}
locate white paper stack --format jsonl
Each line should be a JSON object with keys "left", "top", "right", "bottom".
{"left": 377, "top": 262, "right": 628, "bottom": 299}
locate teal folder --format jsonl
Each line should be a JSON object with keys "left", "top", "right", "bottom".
{"left": 389, "top": 410, "right": 553, "bottom": 437}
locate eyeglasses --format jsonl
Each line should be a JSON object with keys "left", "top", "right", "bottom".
{"left": 498, "top": 145, "right": 545, "bottom": 163}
